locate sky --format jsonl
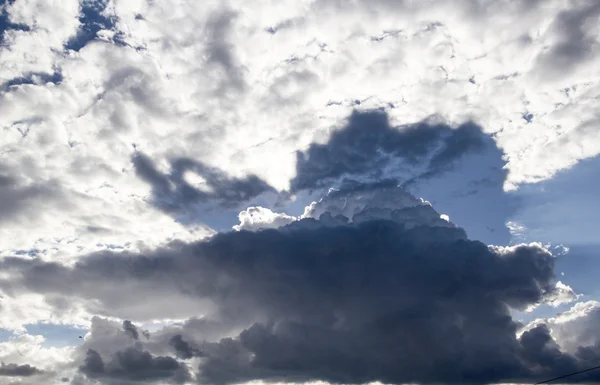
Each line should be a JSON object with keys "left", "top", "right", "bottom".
{"left": 0, "top": 0, "right": 600, "bottom": 384}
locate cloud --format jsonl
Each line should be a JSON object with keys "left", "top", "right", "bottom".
{"left": 233, "top": 207, "right": 297, "bottom": 231}
{"left": 544, "top": 281, "right": 581, "bottom": 307}
{"left": 300, "top": 179, "right": 455, "bottom": 230}
{"left": 0, "top": 362, "right": 43, "bottom": 377}
{"left": 290, "top": 111, "right": 486, "bottom": 192}
{"left": 132, "top": 152, "right": 274, "bottom": 215}
{"left": 0, "top": 183, "right": 584, "bottom": 384}
{"left": 0, "top": 163, "right": 66, "bottom": 223}
{"left": 0, "top": 0, "right": 79, "bottom": 80}
{"left": 169, "top": 335, "right": 202, "bottom": 360}
{"left": 80, "top": 347, "right": 191, "bottom": 384}
{"left": 0, "top": 332, "right": 74, "bottom": 384}
{"left": 1, "top": 70, "right": 62, "bottom": 92}
{"left": 517, "top": 300, "right": 600, "bottom": 383}
{"left": 122, "top": 321, "right": 140, "bottom": 341}
{"left": 532, "top": 1, "right": 600, "bottom": 81}
{"left": 519, "top": 324, "right": 581, "bottom": 380}
{"left": 2, "top": 1, "right": 600, "bottom": 383}
{"left": 2, "top": 0, "right": 600, "bottom": 265}
{"left": 203, "top": 9, "right": 246, "bottom": 95}
{"left": 66, "top": 0, "right": 125, "bottom": 52}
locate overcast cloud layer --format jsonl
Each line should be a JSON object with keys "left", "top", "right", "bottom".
{"left": 1, "top": 0, "right": 600, "bottom": 384}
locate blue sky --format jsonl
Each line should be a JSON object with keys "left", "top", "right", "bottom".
{"left": 1, "top": 0, "right": 600, "bottom": 384}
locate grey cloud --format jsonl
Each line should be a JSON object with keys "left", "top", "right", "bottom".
{"left": 520, "top": 324, "right": 580, "bottom": 380}
{"left": 193, "top": 235, "right": 556, "bottom": 385}
{"left": 0, "top": 362, "right": 43, "bottom": 377}
{"left": 145, "top": 316, "right": 242, "bottom": 358}
{"left": 291, "top": 110, "right": 486, "bottom": 192}
{"left": 534, "top": 1, "right": 600, "bottom": 78}
{"left": 516, "top": 318, "right": 600, "bottom": 383}
{"left": 122, "top": 321, "right": 139, "bottom": 340}
{"left": 169, "top": 335, "right": 203, "bottom": 359}
{"left": 132, "top": 152, "right": 273, "bottom": 215}
{"left": 80, "top": 347, "right": 190, "bottom": 384}
{"left": 0, "top": 182, "right": 578, "bottom": 384}
{"left": 82, "top": 349, "right": 104, "bottom": 376}
{"left": 204, "top": 10, "right": 246, "bottom": 94}
{"left": 0, "top": 164, "right": 66, "bottom": 224}
{"left": 297, "top": 109, "right": 517, "bottom": 245}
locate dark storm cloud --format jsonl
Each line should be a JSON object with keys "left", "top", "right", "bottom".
{"left": 291, "top": 110, "right": 486, "bottom": 192}
{"left": 0, "top": 362, "right": 42, "bottom": 377}
{"left": 169, "top": 335, "right": 203, "bottom": 359}
{"left": 132, "top": 152, "right": 273, "bottom": 213}
{"left": 520, "top": 325, "right": 580, "bottom": 379}
{"left": 191, "top": 230, "right": 556, "bottom": 385}
{"left": 122, "top": 321, "right": 139, "bottom": 340}
{"left": 0, "top": 183, "right": 577, "bottom": 384}
{"left": 80, "top": 347, "right": 190, "bottom": 383}
{"left": 65, "top": 0, "right": 125, "bottom": 52}
{"left": 517, "top": 322, "right": 600, "bottom": 383}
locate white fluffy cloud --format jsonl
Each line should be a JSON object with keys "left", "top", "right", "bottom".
{"left": 233, "top": 206, "right": 297, "bottom": 231}
{"left": 0, "top": 333, "right": 74, "bottom": 383}
{"left": 1, "top": 0, "right": 600, "bottom": 261}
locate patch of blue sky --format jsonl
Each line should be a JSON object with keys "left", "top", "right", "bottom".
{"left": 24, "top": 323, "right": 88, "bottom": 348}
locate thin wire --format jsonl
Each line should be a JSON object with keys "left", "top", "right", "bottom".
{"left": 535, "top": 364, "right": 600, "bottom": 384}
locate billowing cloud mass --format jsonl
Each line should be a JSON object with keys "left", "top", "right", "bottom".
{"left": 0, "top": 182, "right": 596, "bottom": 384}
{"left": 80, "top": 347, "right": 191, "bottom": 384}
{"left": 2, "top": 0, "right": 600, "bottom": 384}
{"left": 291, "top": 111, "right": 486, "bottom": 192}
{"left": 0, "top": 362, "right": 42, "bottom": 377}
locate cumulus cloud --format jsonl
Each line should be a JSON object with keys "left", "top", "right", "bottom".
{"left": 544, "top": 281, "right": 581, "bottom": 307}
{"left": 233, "top": 207, "right": 297, "bottom": 231}
{"left": 0, "top": 182, "right": 591, "bottom": 384}
{"left": 300, "top": 179, "right": 456, "bottom": 231}
{"left": 0, "top": 362, "right": 43, "bottom": 377}
{"left": 80, "top": 347, "right": 190, "bottom": 384}
{"left": 123, "top": 320, "right": 150, "bottom": 341}
{"left": 516, "top": 300, "right": 600, "bottom": 383}
{"left": 0, "top": 332, "right": 74, "bottom": 385}
{"left": 169, "top": 335, "right": 203, "bottom": 360}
